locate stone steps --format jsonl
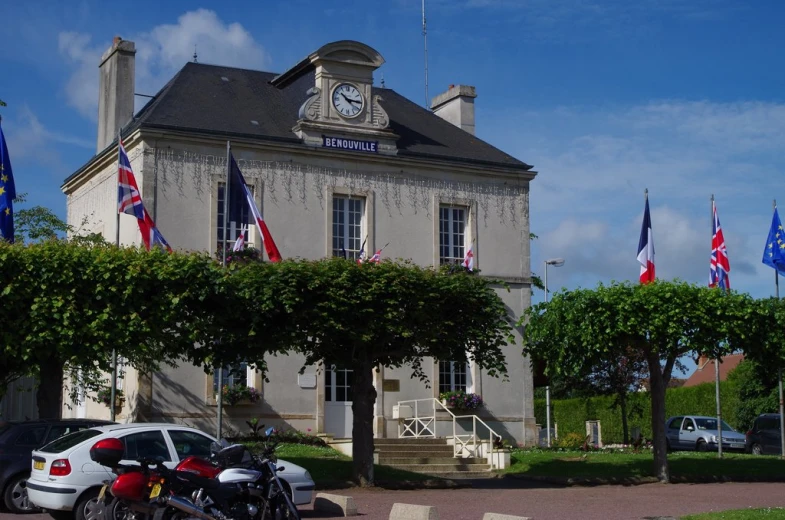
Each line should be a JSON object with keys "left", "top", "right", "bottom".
{"left": 379, "top": 456, "right": 486, "bottom": 465}
{"left": 375, "top": 437, "right": 495, "bottom": 479}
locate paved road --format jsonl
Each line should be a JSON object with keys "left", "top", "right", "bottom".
{"left": 3, "top": 481, "right": 784, "bottom": 520}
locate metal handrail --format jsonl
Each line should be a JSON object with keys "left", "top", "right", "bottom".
{"left": 396, "top": 398, "right": 503, "bottom": 466}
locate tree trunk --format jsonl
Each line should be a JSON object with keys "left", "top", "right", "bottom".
{"left": 646, "top": 355, "right": 669, "bottom": 482}
{"left": 619, "top": 394, "right": 629, "bottom": 445}
{"left": 351, "top": 359, "right": 377, "bottom": 486}
{"left": 37, "top": 362, "right": 64, "bottom": 419}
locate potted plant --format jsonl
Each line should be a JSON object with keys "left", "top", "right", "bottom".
{"left": 217, "top": 385, "right": 261, "bottom": 406}
{"left": 96, "top": 387, "right": 124, "bottom": 408}
{"left": 438, "top": 390, "right": 483, "bottom": 411}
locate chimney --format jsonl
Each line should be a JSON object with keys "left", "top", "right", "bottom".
{"left": 97, "top": 36, "right": 136, "bottom": 152}
{"left": 430, "top": 84, "right": 477, "bottom": 135}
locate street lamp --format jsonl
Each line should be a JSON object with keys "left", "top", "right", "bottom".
{"left": 543, "top": 258, "right": 565, "bottom": 303}
{"left": 543, "top": 257, "right": 564, "bottom": 447}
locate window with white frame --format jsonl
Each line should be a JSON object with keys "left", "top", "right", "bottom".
{"left": 439, "top": 361, "right": 469, "bottom": 393}
{"left": 212, "top": 363, "right": 253, "bottom": 392}
{"left": 325, "top": 365, "right": 354, "bottom": 402}
{"left": 439, "top": 205, "right": 466, "bottom": 265}
{"left": 332, "top": 196, "right": 365, "bottom": 260}
{"left": 217, "top": 182, "right": 254, "bottom": 254}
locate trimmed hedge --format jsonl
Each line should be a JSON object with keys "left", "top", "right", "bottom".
{"left": 534, "top": 379, "right": 741, "bottom": 444}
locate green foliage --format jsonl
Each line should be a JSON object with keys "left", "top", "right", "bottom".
{"left": 12, "top": 193, "right": 106, "bottom": 245}
{"left": 726, "top": 360, "right": 780, "bottom": 431}
{"left": 236, "top": 427, "right": 327, "bottom": 447}
{"left": 95, "top": 387, "right": 124, "bottom": 407}
{"left": 535, "top": 379, "right": 745, "bottom": 443}
{"left": 521, "top": 280, "right": 758, "bottom": 481}
{"left": 438, "top": 390, "right": 483, "bottom": 410}
{"left": 554, "top": 432, "right": 587, "bottom": 449}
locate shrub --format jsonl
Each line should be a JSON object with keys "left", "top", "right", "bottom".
{"left": 233, "top": 426, "right": 327, "bottom": 447}
{"left": 554, "top": 432, "right": 586, "bottom": 449}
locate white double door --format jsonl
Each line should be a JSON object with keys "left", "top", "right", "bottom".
{"left": 324, "top": 367, "right": 354, "bottom": 438}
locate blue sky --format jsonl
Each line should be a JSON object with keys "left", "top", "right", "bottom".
{"left": 2, "top": 1, "right": 784, "bottom": 324}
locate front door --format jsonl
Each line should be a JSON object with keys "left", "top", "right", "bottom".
{"left": 324, "top": 366, "right": 353, "bottom": 438}
{"left": 679, "top": 417, "right": 698, "bottom": 449}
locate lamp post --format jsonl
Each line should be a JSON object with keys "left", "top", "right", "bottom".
{"left": 543, "top": 257, "right": 564, "bottom": 447}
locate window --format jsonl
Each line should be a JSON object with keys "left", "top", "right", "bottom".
{"left": 668, "top": 417, "right": 683, "bottom": 431}
{"left": 168, "top": 430, "right": 215, "bottom": 460}
{"left": 332, "top": 196, "right": 365, "bottom": 259}
{"left": 217, "top": 182, "right": 253, "bottom": 253}
{"left": 439, "top": 205, "right": 466, "bottom": 265}
{"left": 682, "top": 418, "right": 696, "bottom": 431}
{"left": 325, "top": 366, "right": 354, "bottom": 402}
{"left": 439, "top": 361, "right": 468, "bottom": 393}
{"left": 213, "top": 363, "right": 251, "bottom": 392}
{"left": 39, "top": 429, "right": 102, "bottom": 453}
{"left": 15, "top": 426, "right": 47, "bottom": 447}
{"left": 122, "top": 431, "right": 171, "bottom": 461}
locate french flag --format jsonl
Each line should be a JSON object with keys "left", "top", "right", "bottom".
{"left": 637, "top": 194, "right": 655, "bottom": 284}
{"left": 230, "top": 155, "right": 282, "bottom": 263}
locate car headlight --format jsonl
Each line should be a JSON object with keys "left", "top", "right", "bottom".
{"left": 304, "top": 470, "right": 313, "bottom": 482}
{"left": 710, "top": 435, "right": 717, "bottom": 443}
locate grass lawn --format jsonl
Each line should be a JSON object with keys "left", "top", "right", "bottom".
{"left": 501, "top": 449, "right": 785, "bottom": 480}
{"left": 682, "top": 508, "right": 785, "bottom": 519}
{"left": 245, "top": 442, "right": 436, "bottom": 488}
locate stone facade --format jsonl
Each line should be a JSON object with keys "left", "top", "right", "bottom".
{"left": 60, "top": 40, "right": 538, "bottom": 445}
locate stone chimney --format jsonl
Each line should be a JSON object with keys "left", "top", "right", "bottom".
{"left": 430, "top": 84, "right": 477, "bottom": 135}
{"left": 97, "top": 36, "right": 136, "bottom": 152}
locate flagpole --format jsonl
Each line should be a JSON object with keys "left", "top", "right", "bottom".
{"left": 110, "top": 129, "right": 122, "bottom": 422}
{"left": 710, "top": 194, "right": 723, "bottom": 458}
{"left": 774, "top": 198, "right": 785, "bottom": 460}
{"left": 216, "top": 141, "right": 231, "bottom": 440}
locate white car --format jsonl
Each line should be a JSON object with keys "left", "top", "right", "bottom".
{"left": 27, "top": 423, "right": 315, "bottom": 520}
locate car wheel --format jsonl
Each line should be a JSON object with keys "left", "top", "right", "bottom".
{"left": 751, "top": 443, "right": 763, "bottom": 455}
{"left": 75, "top": 489, "right": 104, "bottom": 520}
{"left": 3, "top": 473, "right": 41, "bottom": 513}
{"left": 696, "top": 440, "right": 708, "bottom": 452}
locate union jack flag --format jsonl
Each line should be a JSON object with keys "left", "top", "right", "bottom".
{"left": 117, "top": 141, "right": 145, "bottom": 219}
{"left": 368, "top": 249, "right": 382, "bottom": 264}
{"left": 709, "top": 202, "right": 730, "bottom": 290}
{"left": 138, "top": 208, "right": 172, "bottom": 253}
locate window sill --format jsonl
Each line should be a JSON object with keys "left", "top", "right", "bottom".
{"left": 206, "top": 397, "right": 263, "bottom": 407}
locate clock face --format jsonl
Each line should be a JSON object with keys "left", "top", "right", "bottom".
{"left": 332, "top": 83, "right": 364, "bottom": 118}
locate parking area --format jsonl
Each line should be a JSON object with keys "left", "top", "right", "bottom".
{"left": 3, "top": 480, "right": 785, "bottom": 520}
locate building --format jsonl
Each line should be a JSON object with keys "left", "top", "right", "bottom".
{"left": 61, "top": 38, "right": 538, "bottom": 445}
{"left": 683, "top": 354, "right": 745, "bottom": 388}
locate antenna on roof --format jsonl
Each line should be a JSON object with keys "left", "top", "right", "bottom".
{"left": 193, "top": 45, "right": 198, "bottom": 63}
{"left": 422, "top": 0, "right": 429, "bottom": 109}
{"left": 381, "top": 73, "right": 386, "bottom": 88}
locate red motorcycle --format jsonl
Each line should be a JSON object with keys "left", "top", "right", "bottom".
{"left": 89, "top": 438, "right": 224, "bottom": 520}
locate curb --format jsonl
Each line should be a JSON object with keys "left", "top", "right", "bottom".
{"left": 504, "top": 474, "right": 785, "bottom": 486}
{"left": 316, "top": 478, "right": 472, "bottom": 491}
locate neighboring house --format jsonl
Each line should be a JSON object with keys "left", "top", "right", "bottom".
{"left": 682, "top": 354, "right": 744, "bottom": 387}
{"left": 60, "top": 38, "right": 538, "bottom": 445}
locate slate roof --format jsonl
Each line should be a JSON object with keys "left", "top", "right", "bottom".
{"left": 125, "top": 62, "right": 532, "bottom": 171}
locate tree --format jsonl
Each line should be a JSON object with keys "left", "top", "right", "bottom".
{"left": 521, "top": 280, "right": 754, "bottom": 482}
{"left": 226, "top": 258, "right": 514, "bottom": 485}
{"left": 0, "top": 240, "right": 236, "bottom": 418}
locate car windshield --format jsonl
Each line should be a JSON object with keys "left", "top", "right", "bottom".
{"left": 694, "top": 418, "right": 735, "bottom": 432}
{"left": 39, "top": 429, "right": 102, "bottom": 453}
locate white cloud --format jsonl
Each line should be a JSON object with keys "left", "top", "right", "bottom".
{"left": 58, "top": 9, "right": 269, "bottom": 120}
{"left": 494, "top": 99, "right": 785, "bottom": 299}
{"left": 4, "top": 105, "right": 93, "bottom": 169}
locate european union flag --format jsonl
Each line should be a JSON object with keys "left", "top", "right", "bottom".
{"left": 762, "top": 206, "right": 785, "bottom": 276}
{"left": 0, "top": 120, "right": 15, "bottom": 244}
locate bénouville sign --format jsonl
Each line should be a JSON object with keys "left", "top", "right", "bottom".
{"left": 322, "top": 135, "right": 379, "bottom": 153}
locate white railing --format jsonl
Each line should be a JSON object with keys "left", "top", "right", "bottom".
{"left": 396, "top": 398, "right": 502, "bottom": 462}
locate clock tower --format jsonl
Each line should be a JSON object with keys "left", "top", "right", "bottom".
{"left": 272, "top": 40, "right": 398, "bottom": 155}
